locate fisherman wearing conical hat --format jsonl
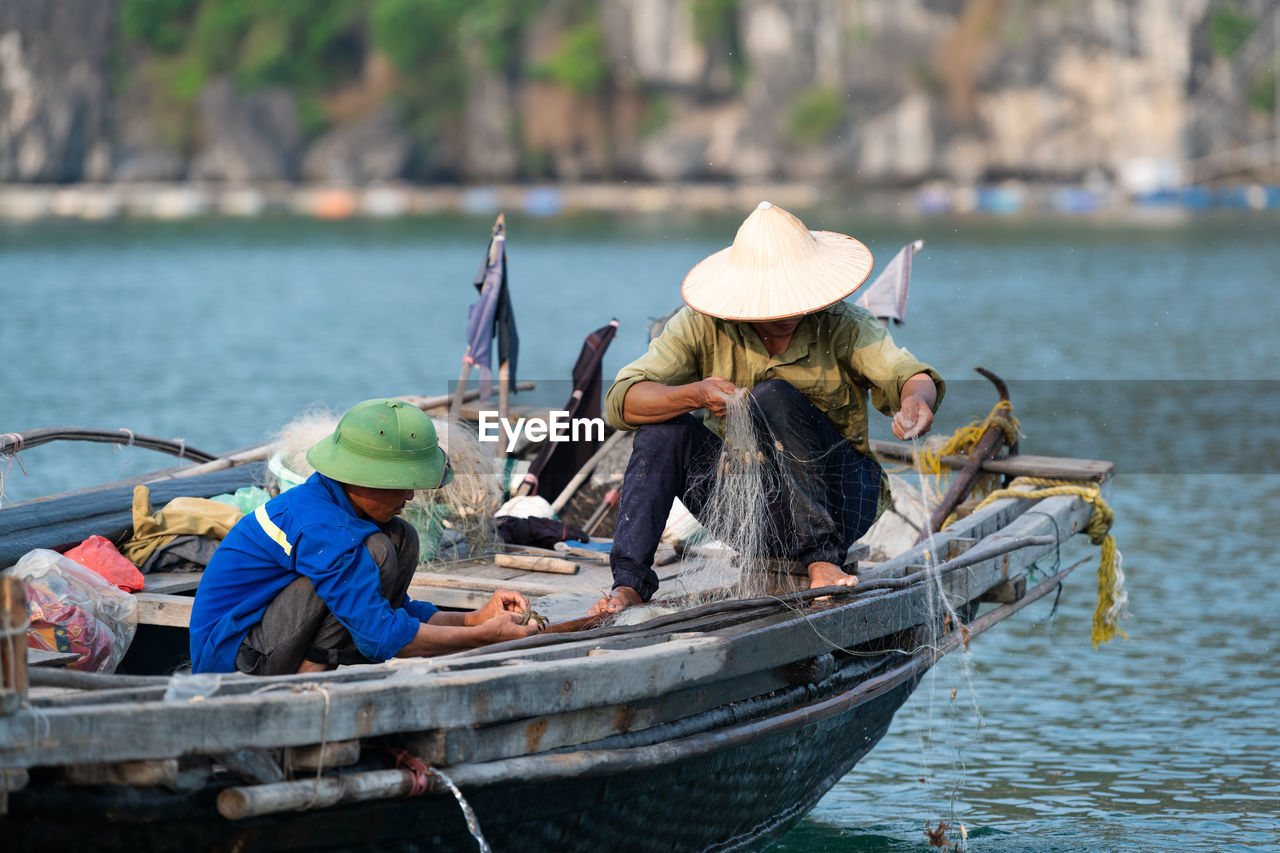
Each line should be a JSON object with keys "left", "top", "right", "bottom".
{"left": 190, "top": 399, "right": 542, "bottom": 675}
{"left": 591, "top": 203, "right": 945, "bottom": 614}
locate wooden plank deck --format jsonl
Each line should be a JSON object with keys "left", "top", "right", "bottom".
{"left": 131, "top": 552, "right": 619, "bottom": 628}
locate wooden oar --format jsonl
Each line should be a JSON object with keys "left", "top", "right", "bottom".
{"left": 920, "top": 367, "right": 1013, "bottom": 540}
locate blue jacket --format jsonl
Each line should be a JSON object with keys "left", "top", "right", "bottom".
{"left": 189, "top": 472, "right": 437, "bottom": 673}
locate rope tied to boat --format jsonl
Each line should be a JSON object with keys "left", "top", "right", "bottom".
{"left": 913, "top": 400, "right": 1020, "bottom": 501}
{"left": 388, "top": 749, "right": 431, "bottom": 796}
{"left": 957, "top": 476, "right": 1127, "bottom": 649}
{"left": 383, "top": 748, "right": 491, "bottom": 851}
{"left": 251, "top": 681, "right": 333, "bottom": 810}
{"left": 0, "top": 432, "right": 29, "bottom": 506}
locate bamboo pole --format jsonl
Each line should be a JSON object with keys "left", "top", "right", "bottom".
{"left": 402, "top": 381, "right": 534, "bottom": 416}
{"left": 583, "top": 489, "right": 620, "bottom": 537}
{"left": 0, "top": 428, "right": 217, "bottom": 463}
{"left": 1, "top": 576, "right": 27, "bottom": 715}
{"left": 497, "top": 360, "right": 511, "bottom": 436}
{"left": 449, "top": 359, "right": 474, "bottom": 424}
{"left": 218, "top": 769, "right": 415, "bottom": 820}
{"left": 549, "top": 429, "right": 627, "bottom": 513}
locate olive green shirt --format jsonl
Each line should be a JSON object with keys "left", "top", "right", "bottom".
{"left": 604, "top": 302, "right": 945, "bottom": 460}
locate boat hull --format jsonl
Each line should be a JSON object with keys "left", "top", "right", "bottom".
{"left": 6, "top": 676, "right": 917, "bottom": 852}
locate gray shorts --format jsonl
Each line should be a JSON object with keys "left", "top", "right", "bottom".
{"left": 235, "top": 517, "right": 419, "bottom": 676}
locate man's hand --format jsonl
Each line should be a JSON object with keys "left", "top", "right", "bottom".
{"left": 588, "top": 586, "right": 643, "bottom": 616}
{"left": 892, "top": 395, "right": 935, "bottom": 440}
{"left": 694, "top": 376, "right": 740, "bottom": 419}
{"left": 621, "top": 377, "right": 741, "bottom": 424}
{"left": 466, "top": 589, "right": 529, "bottom": 627}
{"left": 892, "top": 373, "right": 938, "bottom": 440}
{"left": 478, "top": 611, "right": 542, "bottom": 642}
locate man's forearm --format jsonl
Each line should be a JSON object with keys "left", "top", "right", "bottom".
{"left": 424, "top": 610, "right": 468, "bottom": 627}
{"left": 901, "top": 372, "right": 937, "bottom": 409}
{"left": 622, "top": 380, "right": 705, "bottom": 424}
{"left": 394, "top": 620, "right": 488, "bottom": 657}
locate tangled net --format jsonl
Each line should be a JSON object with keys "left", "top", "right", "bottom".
{"left": 268, "top": 407, "right": 502, "bottom": 565}
{"left": 668, "top": 389, "right": 799, "bottom": 606}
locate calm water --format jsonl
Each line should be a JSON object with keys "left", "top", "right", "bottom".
{"left": 2, "top": 208, "right": 1278, "bottom": 851}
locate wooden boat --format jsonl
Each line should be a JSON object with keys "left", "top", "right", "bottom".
{"left": 0, "top": 393, "right": 1116, "bottom": 852}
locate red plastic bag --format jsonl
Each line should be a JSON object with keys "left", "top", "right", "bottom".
{"left": 64, "top": 535, "right": 146, "bottom": 592}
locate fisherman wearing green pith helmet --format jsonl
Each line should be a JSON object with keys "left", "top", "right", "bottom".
{"left": 591, "top": 202, "right": 945, "bottom": 615}
{"left": 190, "top": 399, "right": 542, "bottom": 675}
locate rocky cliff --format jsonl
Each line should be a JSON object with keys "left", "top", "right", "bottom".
{"left": 1, "top": 0, "right": 1276, "bottom": 187}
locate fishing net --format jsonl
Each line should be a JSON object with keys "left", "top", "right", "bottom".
{"left": 270, "top": 405, "right": 340, "bottom": 484}
{"left": 266, "top": 408, "right": 503, "bottom": 565}
{"left": 414, "top": 420, "right": 502, "bottom": 565}
{"left": 673, "top": 390, "right": 797, "bottom": 603}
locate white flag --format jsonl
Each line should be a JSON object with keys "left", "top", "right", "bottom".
{"left": 857, "top": 239, "right": 923, "bottom": 326}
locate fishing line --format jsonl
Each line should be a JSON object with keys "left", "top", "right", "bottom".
{"left": 0, "top": 433, "right": 29, "bottom": 507}
{"left": 1022, "top": 509, "right": 1062, "bottom": 572}
{"left": 910, "top": 431, "right": 979, "bottom": 852}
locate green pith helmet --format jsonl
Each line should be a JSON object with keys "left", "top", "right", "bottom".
{"left": 306, "top": 399, "right": 453, "bottom": 490}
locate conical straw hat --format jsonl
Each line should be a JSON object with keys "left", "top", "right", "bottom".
{"left": 681, "top": 202, "right": 874, "bottom": 321}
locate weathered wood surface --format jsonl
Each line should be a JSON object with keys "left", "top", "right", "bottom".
{"left": 285, "top": 739, "right": 360, "bottom": 772}
{"left": 2, "top": 575, "right": 28, "bottom": 712}
{"left": 869, "top": 439, "right": 1114, "bottom": 483}
{"left": 141, "top": 573, "right": 202, "bottom": 595}
{"left": 133, "top": 593, "right": 193, "bottom": 628}
{"left": 493, "top": 553, "right": 580, "bottom": 575}
{"left": 552, "top": 542, "right": 612, "bottom": 563}
{"left": 128, "top": 558, "right": 607, "bottom": 624}
{"left": 0, "top": 635, "right": 736, "bottom": 768}
{"left": 135, "top": 583, "right": 534, "bottom": 627}
{"left": 408, "top": 572, "right": 565, "bottom": 598}
{"left": 410, "top": 662, "right": 798, "bottom": 766}
{"left": 218, "top": 768, "right": 414, "bottom": 820}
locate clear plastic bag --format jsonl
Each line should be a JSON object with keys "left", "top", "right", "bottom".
{"left": 12, "top": 549, "right": 138, "bottom": 673}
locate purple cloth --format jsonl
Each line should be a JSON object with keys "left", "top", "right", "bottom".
{"left": 464, "top": 219, "right": 519, "bottom": 399}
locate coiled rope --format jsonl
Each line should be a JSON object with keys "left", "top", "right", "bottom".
{"left": 918, "top": 401, "right": 1021, "bottom": 500}
{"left": 961, "top": 476, "right": 1127, "bottom": 648}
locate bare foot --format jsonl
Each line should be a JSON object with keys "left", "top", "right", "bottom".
{"left": 588, "top": 586, "right": 643, "bottom": 616}
{"left": 807, "top": 561, "right": 858, "bottom": 590}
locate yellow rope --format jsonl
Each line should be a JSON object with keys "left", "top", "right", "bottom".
{"left": 915, "top": 401, "right": 1020, "bottom": 501}
{"left": 960, "top": 477, "right": 1128, "bottom": 649}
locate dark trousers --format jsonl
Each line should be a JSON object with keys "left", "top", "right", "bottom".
{"left": 235, "top": 517, "right": 419, "bottom": 676}
{"left": 610, "top": 379, "right": 883, "bottom": 600}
